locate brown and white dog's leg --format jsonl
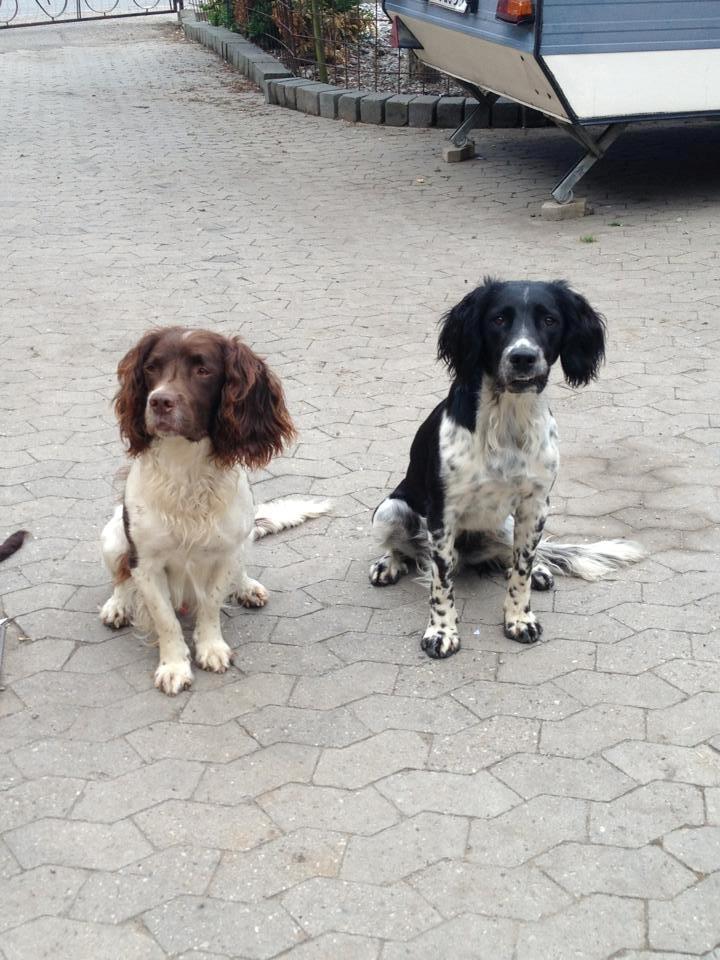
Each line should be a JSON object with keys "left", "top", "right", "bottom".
{"left": 99, "top": 505, "right": 134, "bottom": 629}
{"left": 504, "top": 497, "right": 548, "bottom": 644}
{"left": 421, "top": 526, "right": 460, "bottom": 659}
{"left": 133, "top": 560, "right": 193, "bottom": 695}
{"left": 193, "top": 558, "right": 236, "bottom": 673}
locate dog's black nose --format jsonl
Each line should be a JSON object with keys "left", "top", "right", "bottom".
{"left": 149, "top": 391, "right": 176, "bottom": 412}
{"left": 508, "top": 347, "right": 539, "bottom": 372}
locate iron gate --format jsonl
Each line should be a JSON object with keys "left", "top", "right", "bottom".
{"left": 0, "top": 0, "right": 182, "bottom": 28}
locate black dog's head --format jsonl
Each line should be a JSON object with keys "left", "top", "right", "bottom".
{"left": 438, "top": 279, "right": 606, "bottom": 393}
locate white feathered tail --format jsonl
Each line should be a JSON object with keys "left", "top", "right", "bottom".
{"left": 252, "top": 497, "right": 332, "bottom": 540}
{"left": 536, "top": 538, "right": 646, "bottom": 581}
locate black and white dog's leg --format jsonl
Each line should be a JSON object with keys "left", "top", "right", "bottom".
{"left": 504, "top": 498, "right": 548, "bottom": 644}
{"left": 370, "top": 497, "right": 421, "bottom": 587}
{"left": 421, "top": 526, "right": 460, "bottom": 659}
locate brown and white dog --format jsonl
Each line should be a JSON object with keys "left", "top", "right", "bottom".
{"left": 100, "top": 327, "right": 329, "bottom": 695}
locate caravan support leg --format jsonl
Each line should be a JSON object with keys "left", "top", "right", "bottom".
{"left": 552, "top": 122, "right": 628, "bottom": 203}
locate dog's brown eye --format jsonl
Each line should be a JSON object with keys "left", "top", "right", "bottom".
{"left": 145, "top": 362, "right": 157, "bottom": 373}
{"left": 544, "top": 316, "right": 558, "bottom": 327}
{"left": 493, "top": 316, "right": 507, "bottom": 326}
{"left": 196, "top": 366, "right": 210, "bottom": 376}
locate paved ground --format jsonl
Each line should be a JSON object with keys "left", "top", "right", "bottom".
{"left": 1, "top": 16, "right": 720, "bottom": 960}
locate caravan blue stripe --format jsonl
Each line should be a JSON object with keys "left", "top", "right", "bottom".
{"left": 540, "top": 0, "right": 720, "bottom": 54}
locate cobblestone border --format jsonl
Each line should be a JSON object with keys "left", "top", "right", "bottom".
{"left": 179, "top": 10, "right": 546, "bottom": 129}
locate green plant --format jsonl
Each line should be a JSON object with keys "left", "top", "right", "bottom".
{"left": 202, "top": 0, "right": 234, "bottom": 28}
{"left": 580, "top": 235, "right": 597, "bottom": 244}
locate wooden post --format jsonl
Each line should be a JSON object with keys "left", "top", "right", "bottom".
{"left": 309, "top": 0, "right": 328, "bottom": 83}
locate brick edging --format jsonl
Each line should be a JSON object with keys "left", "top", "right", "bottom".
{"left": 179, "top": 10, "right": 546, "bottom": 129}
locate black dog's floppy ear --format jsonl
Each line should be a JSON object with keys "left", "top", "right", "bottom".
{"left": 555, "top": 281, "right": 606, "bottom": 387}
{"left": 438, "top": 277, "right": 500, "bottom": 381}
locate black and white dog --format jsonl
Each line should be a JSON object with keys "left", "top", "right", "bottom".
{"left": 370, "top": 279, "right": 643, "bottom": 658}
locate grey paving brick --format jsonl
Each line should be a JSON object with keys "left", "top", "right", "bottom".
{"left": 144, "top": 895, "right": 301, "bottom": 958}
{"left": 453, "top": 679, "right": 582, "bottom": 720}
{"left": 277, "top": 933, "right": 379, "bottom": 959}
{"left": 70, "top": 846, "right": 220, "bottom": 924}
{"left": 376, "top": 768, "right": 519, "bottom": 818}
{"left": 649, "top": 873, "right": 720, "bottom": 954}
{"left": 260, "top": 783, "right": 398, "bottom": 834}
{"left": 291, "top": 661, "right": 397, "bottom": 710}
{"left": 272, "top": 605, "right": 372, "bottom": 646}
{"left": 2, "top": 916, "right": 165, "bottom": 960}
{"left": 467, "top": 795, "right": 588, "bottom": 867}
{"left": 429, "top": 715, "right": 539, "bottom": 773}
{"left": 493, "top": 753, "right": 635, "bottom": 801}
{"left": 435, "top": 96, "right": 465, "bottom": 129}
{"left": 515, "top": 895, "right": 645, "bottom": 960}
{"left": 314, "top": 729, "right": 428, "bottom": 788}
{"left": 360, "top": 93, "right": 392, "bottom": 125}
{"left": 134, "top": 798, "right": 278, "bottom": 852}
{"left": 604, "top": 740, "right": 720, "bottom": 786}
{"left": 126, "top": 720, "right": 257, "bottom": 763}
{"left": 350, "top": 692, "right": 475, "bottom": 734}
{"left": 384, "top": 94, "right": 416, "bottom": 127}
{"left": 539, "top": 703, "right": 645, "bottom": 758}
{"left": 408, "top": 95, "right": 439, "bottom": 128}
{"left": 554, "top": 669, "right": 684, "bottom": 708}
{"left": 241, "top": 703, "right": 369, "bottom": 747}
{"left": 70, "top": 758, "right": 204, "bottom": 822}
{"left": 383, "top": 915, "right": 516, "bottom": 960}
{"left": 410, "top": 860, "right": 571, "bottom": 922}
{"left": 209, "top": 828, "right": 347, "bottom": 901}
{"left": 282, "top": 877, "right": 440, "bottom": 940}
{"left": 491, "top": 96, "right": 521, "bottom": 127}
{"left": 646, "top": 691, "right": 720, "bottom": 745}
{"left": 0, "top": 865, "right": 87, "bottom": 936}
{"left": 5, "top": 817, "right": 152, "bottom": 870}
{"left": 12, "top": 669, "right": 135, "bottom": 710}
{"left": 589, "top": 781, "right": 704, "bottom": 846}
{"left": 338, "top": 91, "right": 366, "bottom": 122}
{"left": 655, "top": 658, "right": 720, "bottom": 694}
{"left": 394, "top": 651, "right": 497, "bottom": 697}
{"left": 179, "top": 673, "right": 294, "bottom": 725}
{"left": 537, "top": 841, "right": 696, "bottom": 899}
{"left": 0, "top": 776, "right": 85, "bottom": 833}
{"left": 319, "top": 88, "right": 350, "bottom": 120}
{"left": 195, "top": 743, "right": 318, "bottom": 804}
{"left": 11, "top": 737, "right": 141, "bottom": 780}
{"left": 341, "top": 812, "right": 466, "bottom": 884}
{"left": 663, "top": 825, "right": 720, "bottom": 873}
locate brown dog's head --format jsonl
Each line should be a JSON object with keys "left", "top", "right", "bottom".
{"left": 114, "top": 327, "right": 295, "bottom": 469}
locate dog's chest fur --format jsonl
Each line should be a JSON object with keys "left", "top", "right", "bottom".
{"left": 125, "top": 437, "right": 253, "bottom": 557}
{"left": 439, "top": 383, "right": 559, "bottom": 530}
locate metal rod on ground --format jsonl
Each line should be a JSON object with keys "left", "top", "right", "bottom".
{"left": 309, "top": 0, "right": 327, "bottom": 83}
{"left": 0, "top": 618, "right": 8, "bottom": 681}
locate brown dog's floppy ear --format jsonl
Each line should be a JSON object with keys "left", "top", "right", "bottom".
{"left": 114, "top": 331, "right": 161, "bottom": 456}
{"left": 212, "top": 338, "right": 296, "bottom": 470}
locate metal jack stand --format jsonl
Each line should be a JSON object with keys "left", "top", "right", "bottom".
{"left": 450, "top": 88, "right": 498, "bottom": 149}
{"left": 552, "top": 122, "right": 628, "bottom": 203}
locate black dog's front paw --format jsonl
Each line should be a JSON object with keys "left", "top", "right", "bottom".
{"left": 531, "top": 564, "right": 555, "bottom": 591}
{"left": 421, "top": 628, "right": 460, "bottom": 659}
{"left": 504, "top": 614, "right": 543, "bottom": 645}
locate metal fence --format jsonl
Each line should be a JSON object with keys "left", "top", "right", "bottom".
{"left": 1, "top": 0, "right": 177, "bottom": 28}
{"left": 186, "top": 0, "right": 462, "bottom": 94}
